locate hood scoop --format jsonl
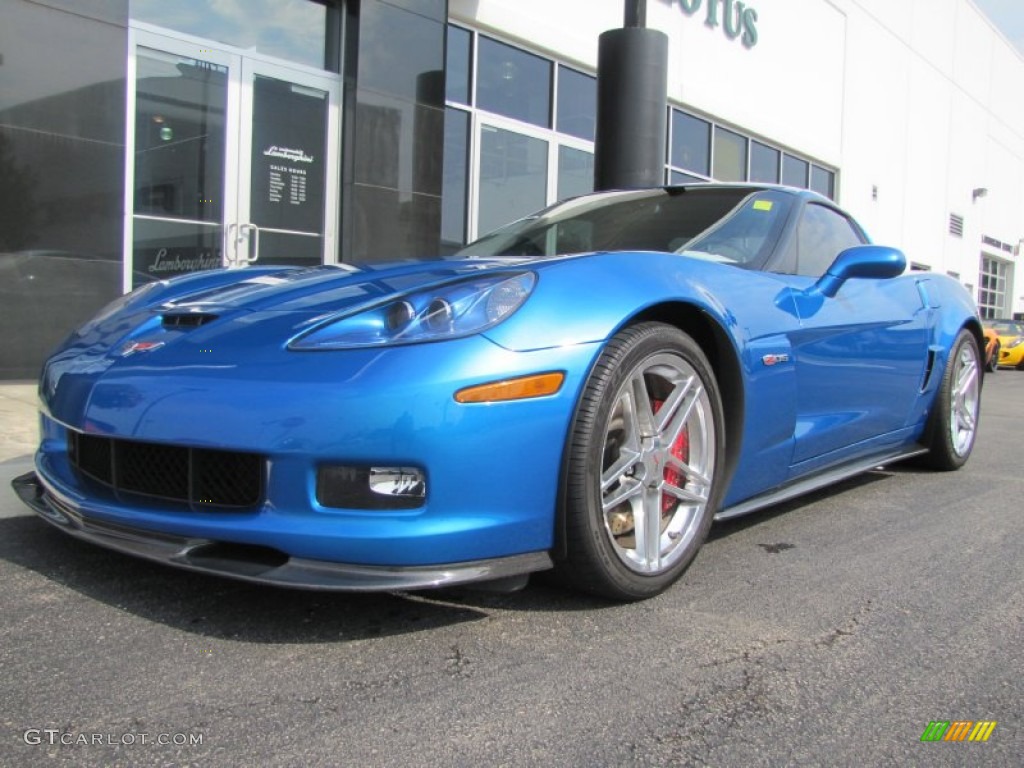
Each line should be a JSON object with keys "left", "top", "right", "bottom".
{"left": 161, "top": 311, "right": 219, "bottom": 329}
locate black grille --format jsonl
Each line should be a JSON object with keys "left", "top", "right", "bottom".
{"left": 68, "top": 432, "right": 264, "bottom": 510}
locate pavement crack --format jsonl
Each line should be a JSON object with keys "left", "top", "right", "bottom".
{"left": 814, "top": 598, "right": 873, "bottom": 648}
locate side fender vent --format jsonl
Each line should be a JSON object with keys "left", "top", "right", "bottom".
{"left": 920, "top": 347, "right": 938, "bottom": 392}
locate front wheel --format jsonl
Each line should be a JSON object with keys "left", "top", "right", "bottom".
{"left": 558, "top": 323, "right": 725, "bottom": 600}
{"left": 986, "top": 341, "right": 999, "bottom": 373}
{"left": 921, "top": 329, "right": 982, "bottom": 470}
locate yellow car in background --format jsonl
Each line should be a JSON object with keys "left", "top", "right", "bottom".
{"left": 988, "top": 319, "right": 1024, "bottom": 370}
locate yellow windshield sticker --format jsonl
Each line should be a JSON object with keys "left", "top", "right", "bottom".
{"left": 753, "top": 200, "right": 773, "bottom": 211}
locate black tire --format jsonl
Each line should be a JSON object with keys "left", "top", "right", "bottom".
{"left": 986, "top": 342, "right": 999, "bottom": 373}
{"left": 921, "top": 329, "right": 982, "bottom": 471}
{"left": 557, "top": 323, "right": 725, "bottom": 601}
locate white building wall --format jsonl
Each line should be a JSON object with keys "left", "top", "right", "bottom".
{"left": 901, "top": 57, "right": 953, "bottom": 271}
{"left": 448, "top": 0, "right": 618, "bottom": 67}
{"left": 451, "top": 0, "right": 1024, "bottom": 316}
{"left": 838, "top": 6, "right": 914, "bottom": 252}
{"left": 647, "top": 0, "right": 847, "bottom": 164}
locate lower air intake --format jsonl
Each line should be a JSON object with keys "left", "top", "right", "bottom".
{"left": 68, "top": 431, "right": 264, "bottom": 510}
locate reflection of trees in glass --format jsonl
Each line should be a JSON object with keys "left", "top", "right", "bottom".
{"left": 0, "top": 133, "right": 38, "bottom": 250}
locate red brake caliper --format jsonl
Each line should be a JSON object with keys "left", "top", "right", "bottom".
{"left": 652, "top": 400, "right": 690, "bottom": 515}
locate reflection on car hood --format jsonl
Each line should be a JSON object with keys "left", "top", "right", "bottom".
{"left": 156, "top": 260, "right": 537, "bottom": 315}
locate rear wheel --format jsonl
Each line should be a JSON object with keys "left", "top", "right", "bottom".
{"left": 558, "top": 323, "right": 725, "bottom": 600}
{"left": 922, "top": 329, "right": 981, "bottom": 470}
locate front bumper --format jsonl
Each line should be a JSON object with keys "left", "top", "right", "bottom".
{"left": 997, "top": 344, "right": 1024, "bottom": 367}
{"left": 13, "top": 471, "right": 552, "bottom": 591}
{"left": 27, "top": 334, "right": 602, "bottom": 584}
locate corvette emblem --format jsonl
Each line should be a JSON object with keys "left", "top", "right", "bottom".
{"left": 118, "top": 341, "right": 165, "bottom": 357}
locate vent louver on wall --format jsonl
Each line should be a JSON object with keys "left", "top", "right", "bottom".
{"left": 948, "top": 213, "right": 964, "bottom": 238}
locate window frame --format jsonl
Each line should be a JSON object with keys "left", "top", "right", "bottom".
{"left": 789, "top": 201, "right": 868, "bottom": 277}
{"left": 442, "top": 24, "right": 596, "bottom": 245}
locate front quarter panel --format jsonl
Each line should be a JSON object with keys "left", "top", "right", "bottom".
{"left": 485, "top": 252, "right": 804, "bottom": 507}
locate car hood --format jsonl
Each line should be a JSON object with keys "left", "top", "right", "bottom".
{"left": 37, "top": 256, "right": 589, "bottom": 429}
{"left": 155, "top": 259, "right": 534, "bottom": 316}
{"left": 43, "top": 258, "right": 557, "bottom": 371}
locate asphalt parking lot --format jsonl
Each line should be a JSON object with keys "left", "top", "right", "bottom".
{"left": 1, "top": 373, "right": 1021, "bottom": 767}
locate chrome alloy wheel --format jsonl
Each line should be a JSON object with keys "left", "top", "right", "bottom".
{"left": 949, "top": 339, "right": 981, "bottom": 457}
{"left": 599, "top": 352, "right": 716, "bottom": 575}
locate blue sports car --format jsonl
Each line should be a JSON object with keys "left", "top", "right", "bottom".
{"left": 13, "top": 184, "right": 984, "bottom": 600}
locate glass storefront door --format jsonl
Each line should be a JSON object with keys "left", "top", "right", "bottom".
{"left": 237, "top": 65, "right": 337, "bottom": 268}
{"left": 127, "top": 28, "right": 341, "bottom": 288}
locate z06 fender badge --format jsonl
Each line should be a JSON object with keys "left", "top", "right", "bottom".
{"left": 762, "top": 353, "right": 790, "bottom": 367}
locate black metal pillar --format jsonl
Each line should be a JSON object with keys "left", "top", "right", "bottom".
{"left": 594, "top": 3, "right": 668, "bottom": 190}
{"left": 624, "top": 0, "right": 647, "bottom": 27}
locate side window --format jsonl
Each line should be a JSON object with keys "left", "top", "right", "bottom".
{"left": 795, "top": 203, "right": 865, "bottom": 276}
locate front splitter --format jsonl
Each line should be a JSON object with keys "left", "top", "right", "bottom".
{"left": 12, "top": 472, "right": 553, "bottom": 592}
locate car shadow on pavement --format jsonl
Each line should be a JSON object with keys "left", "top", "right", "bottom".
{"left": 0, "top": 465, "right": 919, "bottom": 637}
{"left": 706, "top": 467, "right": 896, "bottom": 542}
{"left": 0, "top": 511, "right": 613, "bottom": 643}
{"left": 0, "top": 513, "right": 499, "bottom": 643}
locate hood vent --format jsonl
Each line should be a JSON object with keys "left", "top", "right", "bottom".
{"left": 162, "top": 312, "right": 218, "bottom": 329}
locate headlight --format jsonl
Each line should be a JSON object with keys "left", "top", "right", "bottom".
{"left": 1009, "top": 336, "right": 1024, "bottom": 349}
{"left": 289, "top": 272, "right": 536, "bottom": 349}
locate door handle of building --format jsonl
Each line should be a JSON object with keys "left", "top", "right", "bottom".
{"left": 224, "top": 222, "right": 239, "bottom": 267}
{"left": 239, "top": 223, "right": 260, "bottom": 263}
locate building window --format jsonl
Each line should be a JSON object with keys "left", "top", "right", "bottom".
{"left": 978, "top": 255, "right": 1010, "bottom": 319}
{"left": 713, "top": 126, "right": 747, "bottom": 182}
{"left": 669, "top": 170, "right": 706, "bottom": 185}
{"left": 442, "top": 26, "right": 595, "bottom": 245}
{"left": 441, "top": 108, "right": 470, "bottom": 252}
{"left": 810, "top": 165, "right": 835, "bottom": 199}
{"left": 476, "top": 36, "right": 552, "bottom": 128}
{"left": 556, "top": 66, "right": 597, "bottom": 141}
{"left": 558, "top": 145, "right": 595, "bottom": 201}
{"left": 130, "top": 0, "right": 333, "bottom": 71}
{"left": 478, "top": 126, "right": 549, "bottom": 236}
{"left": 667, "top": 107, "right": 836, "bottom": 198}
{"left": 445, "top": 24, "right": 472, "bottom": 105}
{"left": 669, "top": 110, "right": 710, "bottom": 176}
{"left": 750, "top": 141, "right": 779, "bottom": 183}
{"left": 782, "top": 154, "right": 809, "bottom": 188}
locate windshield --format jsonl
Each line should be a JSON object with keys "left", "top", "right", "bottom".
{"left": 992, "top": 321, "right": 1024, "bottom": 336}
{"left": 455, "top": 186, "right": 794, "bottom": 268}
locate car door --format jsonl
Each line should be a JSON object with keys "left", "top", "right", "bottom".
{"left": 778, "top": 202, "right": 930, "bottom": 467}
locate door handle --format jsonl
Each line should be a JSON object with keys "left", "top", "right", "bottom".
{"left": 224, "top": 222, "right": 239, "bottom": 267}
{"left": 239, "top": 223, "right": 261, "bottom": 264}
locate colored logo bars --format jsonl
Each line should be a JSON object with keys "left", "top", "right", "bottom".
{"left": 920, "top": 721, "right": 997, "bottom": 742}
